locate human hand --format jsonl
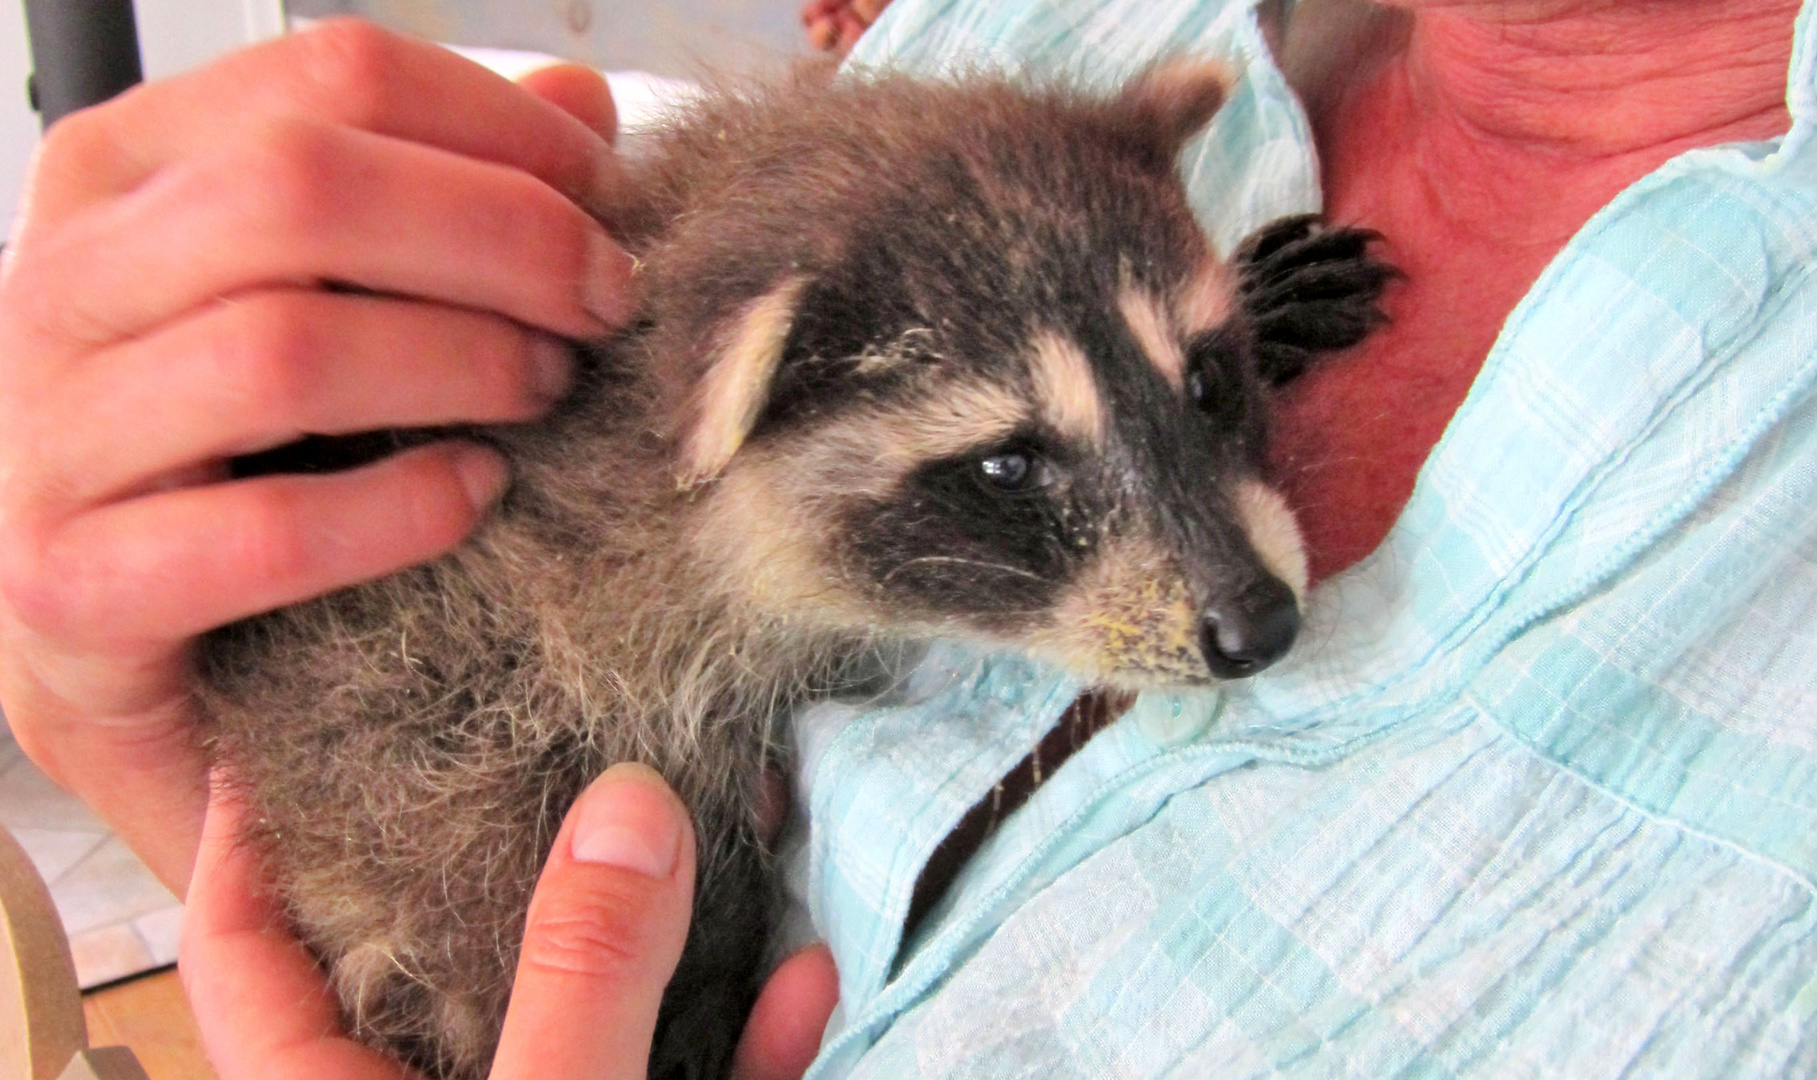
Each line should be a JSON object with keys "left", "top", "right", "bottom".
{"left": 0, "top": 20, "right": 638, "bottom": 892}
{"left": 183, "top": 764, "right": 840, "bottom": 1080}
{"left": 799, "top": 0, "right": 890, "bottom": 54}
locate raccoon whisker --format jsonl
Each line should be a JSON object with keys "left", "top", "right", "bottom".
{"left": 881, "top": 556, "right": 1048, "bottom": 584}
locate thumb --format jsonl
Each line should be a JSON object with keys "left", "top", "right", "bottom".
{"left": 513, "top": 62, "right": 636, "bottom": 232}
{"left": 490, "top": 763, "right": 697, "bottom": 1080}
{"left": 518, "top": 63, "right": 618, "bottom": 142}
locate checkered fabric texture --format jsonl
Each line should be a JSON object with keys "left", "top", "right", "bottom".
{"left": 785, "top": 1, "right": 1817, "bottom": 1077}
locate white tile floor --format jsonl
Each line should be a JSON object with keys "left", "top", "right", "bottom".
{"left": 0, "top": 716, "right": 183, "bottom": 988}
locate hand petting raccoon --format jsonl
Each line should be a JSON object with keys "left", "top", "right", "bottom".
{"left": 0, "top": 20, "right": 627, "bottom": 889}
{"left": 0, "top": 19, "right": 833, "bottom": 1080}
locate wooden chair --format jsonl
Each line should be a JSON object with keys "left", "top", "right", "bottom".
{"left": 0, "top": 827, "right": 148, "bottom": 1080}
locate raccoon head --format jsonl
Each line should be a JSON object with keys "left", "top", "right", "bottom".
{"left": 658, "top": 62, "right": 1368, "bottom": 688}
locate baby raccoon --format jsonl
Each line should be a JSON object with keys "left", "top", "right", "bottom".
{"left": 200, "top": 63, "right": 1392, "bottom": 1080}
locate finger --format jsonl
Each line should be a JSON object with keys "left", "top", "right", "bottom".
{"left": 518, "top": 64, "right": 618, "bottom": 143}
{"left": 733, "top": 945, "right": 839, "bottom": 1080}
{"left": 25, "top": 19, "right": 616, "bottom": 224}
{"left": 806, "top": 16, "right": 842, "bottom": 52}
{"left": 44, "top": 290, "right": 572, "bottom": 501}
{"left": 14, "top": 119, "right": 634, "bottom": 348}
{"left": 491, "top": 763, "right": 696, "bottom": 1080}
{"left": 834, "top": 12, "right": 869, "bottom": 50}
{"left": 22, "top": 442, "right": 507, "bottom": 648}
{"left": 800, "top": 0, "right": 847, "bottom": 28}
{"left": 180, "top": 782, "right": 407, "bottom": 1080}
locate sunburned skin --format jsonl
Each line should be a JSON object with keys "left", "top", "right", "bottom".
{"left": 1273, "top": 0, "right": 1798, "bottom": 583}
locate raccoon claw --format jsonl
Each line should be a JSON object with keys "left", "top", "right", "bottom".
{"left": 1234, "top": 213, "right": 1328, "bottom": 266}
{"left": 1235, "top": 214, "right": 1400, "bottom": 386}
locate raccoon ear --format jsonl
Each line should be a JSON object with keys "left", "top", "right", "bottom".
{"left": 677, "top": 275, "right": 808, "bottom": 488}
{"left": 1115, "top": 59, "right": 1238, "bottom": 158}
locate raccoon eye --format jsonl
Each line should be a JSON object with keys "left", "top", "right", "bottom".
{"left": 978, "top": 452, "right": 1034, "bottom": 491}
{"left": 1185, "top": 331, "right": 1247, "bottom": 419}
{"left": 1186, "top": 368, "right": 1211, "bottom": 409}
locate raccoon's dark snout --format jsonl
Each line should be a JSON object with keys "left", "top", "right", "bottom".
{"left": 1200, "top": 576, "right": 1300, "bottom": 678}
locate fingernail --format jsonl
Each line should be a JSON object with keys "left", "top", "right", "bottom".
{"left": 451, "top": 445, "right": 510, "bottom": 510}
{"left": 570, "top": 763, "right": 684, "bottom": 878}
{"left": 584, "top": 227, "right": 640, "bottom": 328}
{"left": 528, "top": 335, "right": 576, "bottom": 406}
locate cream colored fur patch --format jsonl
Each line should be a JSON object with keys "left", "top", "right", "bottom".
{"left": 1234, "top": 479, "right": 1309, "bottom": 598}
{"left": 696, "top": 464, "right": 858, "bottom": 619}
{"left": 784, "top": 378, "right": 1029, "bottom": 498}
{"left": 705, "top": 377, "right": 1032, "bottom": 607}
{"left": 1119, "top": 288, "right": 1186, "bottom": 391}
{"left": 1029, "top": 331, "right": 1104, "bottom": 443}
{"left": 679, "top": 276, "right": 808, "bottom": 487}
{"left": 1176, "top": 259, "right": 1237, "bottom": 337}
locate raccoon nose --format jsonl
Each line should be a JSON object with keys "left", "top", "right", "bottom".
{"left": 1200, "top": 577, "right": 1301, "bottom": 678}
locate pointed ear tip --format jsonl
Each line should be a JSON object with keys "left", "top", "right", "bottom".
{"left": 676, "top": 423, "right": 734, "bottom": 488}
{"left": 1149, "top": 57, "right": 1240, "bottom": 90}
{"left": 675, "top": 451, "right": 727, "bottom": 490}
{"left": 673, "top": 273, "right": 811, "bottom": 491}
{"left": 1132, "top": 57, "right": 1242, "bottom": 140}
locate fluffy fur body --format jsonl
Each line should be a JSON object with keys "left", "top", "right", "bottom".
{"left": 200, "top": 67, "right": 1392, "bottom": 1080}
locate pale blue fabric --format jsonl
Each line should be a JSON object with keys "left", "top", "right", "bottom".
{"left": 790, "top": 1, "right": 1817, "bottom": 1076}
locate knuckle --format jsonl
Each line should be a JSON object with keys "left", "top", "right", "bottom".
{"left": 231, "top": 483, "right": 315, "bottom": 590}
{"left": 215, "top": 292, "right": 329, "bottom": 423}
{"left": 0, "top": 524, "right": 65, "bottom": 634}
{"left": 520, "top": 888, "right": 660, "bottom": 981}
{"left": 234, "top": 121, "right": 345, "bottom": 240}
{"left": 287, "top": 18, "right": 404, "bottom": 131}
{"left": 30, "top": 107, "right": 110, "bottom": 180}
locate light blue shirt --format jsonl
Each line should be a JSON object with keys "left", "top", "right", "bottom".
{"left": 791, "top": 2, "right": 1817, "bottom": 1076}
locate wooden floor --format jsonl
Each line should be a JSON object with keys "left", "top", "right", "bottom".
{"left": 83, "top": 969, "right": 217, "bottom": 1080}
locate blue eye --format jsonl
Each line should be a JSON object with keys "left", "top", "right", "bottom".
{"left": 978, "top": 452, "right": 1033, "bottom": 490}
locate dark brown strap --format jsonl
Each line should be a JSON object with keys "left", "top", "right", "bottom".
{"left": 903, "top": 688, "right": 1137, "bottom": 938}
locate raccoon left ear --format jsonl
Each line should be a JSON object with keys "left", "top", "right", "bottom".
{"left": 677, "top": 276, "right": 808, "bottom": 488}
{"left": 1114, "top": 59, "right": 1239, "bottom": 159}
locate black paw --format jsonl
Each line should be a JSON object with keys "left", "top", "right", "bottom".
{"left": 1234, "top": 214, "right": 1399, "bottom": 386}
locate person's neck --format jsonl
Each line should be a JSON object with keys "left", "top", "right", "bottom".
{"left": 1267, "top": 0, "right": 1798, "bottom": 583}
{"left": 1316, "top": 0, "right": 1797, "bottom": 247}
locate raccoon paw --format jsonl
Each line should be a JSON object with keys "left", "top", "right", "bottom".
{"left": 1234, "top": 214, "right": 1400, "bottom": 386}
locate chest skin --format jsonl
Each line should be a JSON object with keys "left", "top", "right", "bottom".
{"left": 1268, "top": 10, "right": 1796, "bottom": 585}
